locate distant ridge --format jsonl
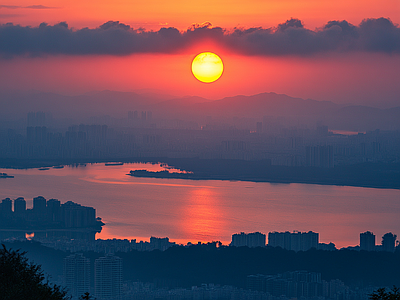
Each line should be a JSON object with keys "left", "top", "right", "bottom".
{"left": 189, "top": 92, "right": 340, "bottom": 117}
{"left": 1, "top": 90, "right": 399, "bottom": 130}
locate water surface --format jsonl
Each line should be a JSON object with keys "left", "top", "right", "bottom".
{"left": 1, "top": 163, "right": 399, "bottom": 248}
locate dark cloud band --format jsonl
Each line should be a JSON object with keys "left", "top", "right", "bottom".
{"left": 0, "top": 5, "right": 56, "bottom": 9}
{"left": 0, "top": 18, "right": 399, "bottom": 58}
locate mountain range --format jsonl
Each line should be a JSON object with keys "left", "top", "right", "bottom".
{"left": 1, "top": 90, "right": 399, "bottom": 131}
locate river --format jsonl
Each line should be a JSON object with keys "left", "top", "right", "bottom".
{"left": 1, "top": 163, "right": 399, "bottom": 248}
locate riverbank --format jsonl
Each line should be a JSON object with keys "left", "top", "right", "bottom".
{"left": 2, "top": 158, "right": 400, "bottom": 189}
{"left": 128, "top": 166, "right": 400, "bottom": 190}
{"left": 127, "top": 158, "right": 400, "bottom": 190}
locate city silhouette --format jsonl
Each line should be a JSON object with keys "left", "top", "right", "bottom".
{"left": 1, "top": 2, "right": 400, "bottom": 299}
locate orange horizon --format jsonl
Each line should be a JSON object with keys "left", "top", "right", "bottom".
{"left": 1, "top": 0, "right": 399, "bottom": 30}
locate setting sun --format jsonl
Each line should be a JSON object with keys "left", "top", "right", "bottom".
{"left": 191, "top": 52, "right": 224, "bottom": 83}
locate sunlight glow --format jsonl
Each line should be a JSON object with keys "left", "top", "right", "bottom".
{"left": 191, "top": 52, "right": 224, "bottom": 83}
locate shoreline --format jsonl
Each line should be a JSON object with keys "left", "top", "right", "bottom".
{"left": 1, "top": 157, "right": 400, "bottom": 190}
{"left": 127, "top": 170, "right": 400, "bottom": 190}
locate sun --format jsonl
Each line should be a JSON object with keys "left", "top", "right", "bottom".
{"left": 191, "top": 52, "right": 224, "bottom": 83}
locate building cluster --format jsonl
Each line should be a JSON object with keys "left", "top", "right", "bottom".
{"left": 121, "top": 281, "right": 377, "bottom": 300}
{"left": 231, "top": 231, "right": 335, "bottom": 252}
{"left": 96, "top": 236, "right": 175, "bottom": 252}
{"left": 2, "top": 123, "right": 123, "bottom": 160}
{"left": 62, "top": 257, "right": 377, "bottom": 300}
{"left": 268, "top": 231, "right": 319, "bottom": 252}
{"left": 2, "top": 111, "right": 400, "bottom": 166}
{"left": 122, "top": 283, "right": 308, "bottom": 300}
{"left": 231, "top": 232, "right": 266, "bottom": 248}
{"left": 128, "top": 110, "right": 153, "bottom": 121}
{"left": 359, "top": 231, "right": 398, "bottom": 252}
{"left": 231, "top": 231, "right": 399, "bottom": 252}
{"left": 26, "top": 111, "right": 52, "bottom": 127}
{"left": 64, "top": 253, "right": 122, "bottom": 300}
{"left": 0, "top": 196, "right": 102, "bottom": 230}
{"left": 305, "top": 145, "right": 334, "bottom": 168}
{"left": 3, "top": 229, "right": 397, "bottom": 254}
{"left": 33, "top": 236, "right": 176, "bottom": 253}
{"left": 246, "top": 271, "right": 358, "bottom": 300}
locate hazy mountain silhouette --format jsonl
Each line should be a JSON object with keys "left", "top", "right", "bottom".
{"left": 1, "top": 90, "right": 399, "bottom": 130}
{"left": 155, "top": 92, "right": 340, "bottom": 118}
{"left": 150, "top": 96, "right": 213, "bottom": 110}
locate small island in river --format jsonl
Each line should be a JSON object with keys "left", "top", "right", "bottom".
{"left": 0, "top": 173, "right": 14, "bottom": 178}
{"left": 128, "top": 169, "right": 197, "bottom": 179}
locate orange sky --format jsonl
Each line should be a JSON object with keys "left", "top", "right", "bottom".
{"left": 1, "top": 0, "right": 400, "bottom": 107}
{"left": 1, "top": 52, "right": 399, "bottom": 107}
{"left": 1, "top": 0, "right": 399, "bottom": 30}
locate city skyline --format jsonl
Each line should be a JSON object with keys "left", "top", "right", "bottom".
{"left": 1, "top": 1, "right": 400, "bottom": 299}
{"left": 1, "top": 195, "right": 398, "bottom": 250}
{"left": 2, "top": 233, "right": 399, "bottom": 300}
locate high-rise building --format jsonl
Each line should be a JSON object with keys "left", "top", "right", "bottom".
{"left": 62, "top": 201, "right": 96, "bottom": 228}
{"left": 306, "top": 145, "right": 334, "bottom": 168}
{"left": 0, "top": 198, "right": 12, "bottom": 214}
{"left": 63, "top": 253, "right": 90, "bottom": 298}
{"left": 290, "top": 231, "right": 302, "bottom": 252}
{"left": 360, "top": 231, "right": 375, "bottom": 251}
{"left": 268, "top": 231, "right": 319, "bottom": 251}
{"left": 300, "top": 231, "right": 319, "bottom": 251}
{"left": 14, "top": 197, "right": 26, "bottom": 214}
{"left": 33, "top": 196, "right": 47, "bottom": 214}
{"left": 247, "top": 232, "right": 266, "bottom": 247}
{"left": 47, "top": 199, "right": 61, "bottom": 222}
{"left": 382, "top": 232, "right": 397, "bottom": 252}
{"left": 27, "top": 111, "right": 46, "bottom": 126}
{"left": 149, "top": 237, "right": 172, "bottom": 251}
{"left": 247, "top": 271, "right": 323, "bottom": 298}
{"left": 34, "top": 126, "right": 47, "bottom": 143}
{"left": 231, "top": 232, "right": 248, "bottom": 247}
{"left": 231, "top": 232, "right": 266, "bottom": 248}
{"left": 316, "top": 125, "right": 329, "bottom": 137}
{"left": 95, "top": 254, "right": 122, "bottom": 300}
{"left": 268, "top": 231, "right": 292, "bottom": 250}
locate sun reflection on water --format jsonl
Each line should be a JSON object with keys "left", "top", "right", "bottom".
{"left": 181, "top": 188, "right": 225, "bottom": 242}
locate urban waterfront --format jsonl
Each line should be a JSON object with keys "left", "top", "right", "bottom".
{"left": 1, "top": 163, "right": 399, "bottom": 248}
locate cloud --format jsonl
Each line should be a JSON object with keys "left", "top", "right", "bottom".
{"left": 0, "top": 14, "right": 22, "bottom": 18}
{"left": 0, "top": 5, "right": 57, "bottom": 9}
{"left": 0, "top": 5, "right": 20, "bottom": 9}
{"left": 25, "top": 5, "right": 56, "bottom": 9}
{"left": 0, "top": 18, "right": 399, "bottom": 58}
